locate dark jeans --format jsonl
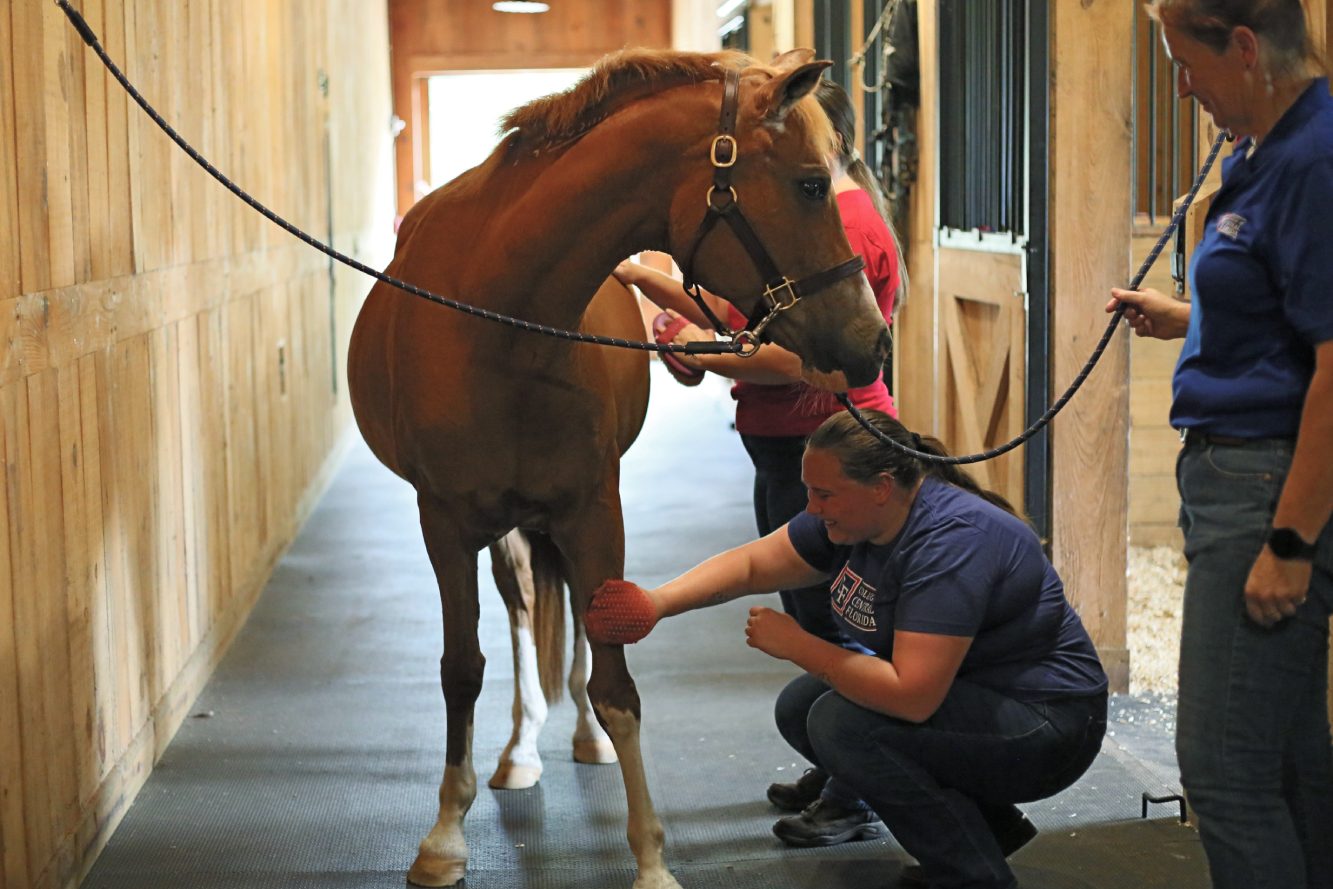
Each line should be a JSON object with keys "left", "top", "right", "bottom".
{"left": 741, "top": 433, "right": 848, "bottom": 646}
{"left": 1176, "top": 439, "right": 1333, "bottom": 889}
{"left": 776, "top": 672, "right": 1107, "bottom": 889}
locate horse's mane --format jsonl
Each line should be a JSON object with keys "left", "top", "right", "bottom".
{"left": 500, "top": 48, "right": 760, "bottom": 152}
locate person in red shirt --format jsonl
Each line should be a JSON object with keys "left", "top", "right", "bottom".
{"left": 613, "top": 78, "right": 905, "bottom": 845}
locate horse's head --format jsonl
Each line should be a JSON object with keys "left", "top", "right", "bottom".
{"left": 668, "top": 50, "right": 891, "bottom": 390}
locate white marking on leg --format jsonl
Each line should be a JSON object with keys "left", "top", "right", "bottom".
{"left": 491, "top": 621, "right": 547, "bottom": 789}
{"left": 596, "top": 704, "right": 684, "bottom": 889}
{"left": 571, "top": 629, "right": 617, "bottom": 764}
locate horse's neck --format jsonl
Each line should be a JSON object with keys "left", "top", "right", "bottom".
{"left": 471, "top": 89, "right": 715, "bottom": 331}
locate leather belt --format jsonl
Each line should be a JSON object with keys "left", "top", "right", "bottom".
{"left": 1179, "top": 428, "right": 1293, "bottom": 448}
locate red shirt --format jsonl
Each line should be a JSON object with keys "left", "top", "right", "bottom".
{"left": 729, "top": 189, "right": 899, "bottom": 437}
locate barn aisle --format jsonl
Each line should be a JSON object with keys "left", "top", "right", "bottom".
{"left": 80, "top": 365, "right": 1207, "bottom": 889}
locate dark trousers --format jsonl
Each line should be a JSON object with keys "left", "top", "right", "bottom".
{"left": 775, "top": 672, "right": 1107, "bottom": 889}
{"left": 741, "top": 433, "right": 849, "bottom": 646}
{"left": 1176, "top": 439, "right": 1333, "bottom": 889}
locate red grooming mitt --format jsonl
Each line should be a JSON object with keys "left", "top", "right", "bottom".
{"left": 652, "top": 312, "right": 706, "bottom": 387}
{"left": 586, "top": 580, "right": 659, "bottom": 644}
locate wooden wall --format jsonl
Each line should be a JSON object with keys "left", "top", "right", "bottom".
{"left": 387, "top": 0, "right": 672, "bottom": 214}
{"left": 0, "top": 2, "right": 396, "bottom": 888}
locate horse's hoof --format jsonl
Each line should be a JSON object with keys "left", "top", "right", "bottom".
{"left": 632, "top": 870, "right": 685, "bottom": 889}
{"left": 488, "top": 762, "right": 542, "bottom": 789}
{"left": 407, "top": 853, "right": 466, "bottom": 887}
{"left": 573, "top": 738, "right": 618, "bottom": 764}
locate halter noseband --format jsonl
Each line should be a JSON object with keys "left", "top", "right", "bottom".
{"left": 677, "top": 68, "right": 868, "bottom": 354}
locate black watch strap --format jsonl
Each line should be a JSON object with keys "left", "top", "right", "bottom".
{"left": 1267, "top": 527, "right": 1317, "bottom": 561}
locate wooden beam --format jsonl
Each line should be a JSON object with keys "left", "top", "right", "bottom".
{"left": 1049, "top": 0, "right": 1134, "bottom": 692}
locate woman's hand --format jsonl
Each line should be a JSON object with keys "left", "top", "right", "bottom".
{"left": 1244, "top": 548, "right": 1312, "bottom": 628}
{"left": 744, "top": 606, "right": 810, "bottom": 661}
{"left": 661, "top": 310, "right": 713, "bottom": 371}
{"left": 585, "top": 580, "right": 660, "bottom": 644}
{"left": 1106, "top": 287, "right": 1191, "bottom": 340}
{"left": 613, "top": 260, "right": 643, "bottom": 288}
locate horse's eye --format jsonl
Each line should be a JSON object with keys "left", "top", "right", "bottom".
{"left": 800, "top": 178, "right": 830, "bottom": 201}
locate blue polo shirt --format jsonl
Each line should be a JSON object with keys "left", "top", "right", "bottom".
{"left": 1172, "top": 78, "right": 1333, "bottom": 437}
{"left": 787, "top": 478, "right": 1108, "bottom": 702}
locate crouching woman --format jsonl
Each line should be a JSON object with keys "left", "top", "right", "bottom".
{"left": 586, "top": 410, "right": 1108, "bottom": 889}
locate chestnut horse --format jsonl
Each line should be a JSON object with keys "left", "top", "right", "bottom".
{"left": 346, "top": 48, "right": 890, "bottom": 889}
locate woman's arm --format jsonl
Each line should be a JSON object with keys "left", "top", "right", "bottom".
{"left": 745, "top": 612, "right": 972, "bottom": 723}
{"left": 1244, "top": 339, "right": 1333, "bottom": 626}
{"left": 613, "top": 261, "right": 722, "bottom": 329}
{"left": 585, "top": 526, "right": 828, "bottom": 645}
{"left": 651, "top": 526, "right": 828, "bottom": 618}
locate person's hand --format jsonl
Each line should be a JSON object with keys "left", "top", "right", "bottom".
{"left": 661, "top": 310, "right": 712, "bottom": 371}
{"left": 1244, "top": 548, "right": 1312, "bottom": 628}
{"left": 1106, "top": 287, "right": 1190, "bottom": 340}
{"left": 745, "top": 606, "right": 809, "bottom": 661}
{"left": 585, "top": 580, "right": 660, "bottom": 644}
{"left": 613, "top": 260, "right": 642, "bottom": 288}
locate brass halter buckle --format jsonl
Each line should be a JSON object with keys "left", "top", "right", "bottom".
{"left": 710, "top": 135, "right": 737, "bottom": 168}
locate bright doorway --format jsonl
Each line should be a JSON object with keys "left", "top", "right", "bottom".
{"left": 426, "top": 69, "right": 587, "bottom": 191}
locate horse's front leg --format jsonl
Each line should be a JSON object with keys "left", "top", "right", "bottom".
{"left": 408, "top": 497, "right": 484, "bottom": 888}
{"left": 552, "top": 498, "right": 683, "bottom": 889}
{"left": 487, "top": 529, "right": 548, "bottom": 789}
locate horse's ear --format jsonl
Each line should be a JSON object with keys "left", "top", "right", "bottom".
{"left": 770, "top": 48, "right": 816, "bottom": 69}
{"left": 755, "top": 60, "right": 832, "bottom": 124}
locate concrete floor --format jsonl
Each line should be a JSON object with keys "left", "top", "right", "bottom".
{"left": 80, "top": 365, "right": 1208, "bottom": 889}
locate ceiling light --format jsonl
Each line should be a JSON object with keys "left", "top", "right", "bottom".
{"left": 493, "top": 1, "right": 549, "bottom": 12}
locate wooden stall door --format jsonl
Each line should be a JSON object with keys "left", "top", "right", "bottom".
{"left": 936, "top": 247, "right": 1026, "bottom": 512}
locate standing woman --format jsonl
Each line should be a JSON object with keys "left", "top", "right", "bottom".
{"left": 613, "top": 78, "right": 906, "bottom": 837}
{"left": 585, "top": 411, "right": 1108, "bottom": 889}
{"left": 1108, "top": 2, "right": 1333, "bottom": 886}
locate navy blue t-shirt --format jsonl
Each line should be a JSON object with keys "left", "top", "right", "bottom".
{"left": 787, "top": 478, "right": 1107, "bottom": 702}
{"left": 1173, "top": 78, "right": 1333, "bottom": 437}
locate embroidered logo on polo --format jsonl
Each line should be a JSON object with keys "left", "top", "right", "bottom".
{"left": 1216, "top": 213, "right": 1246, "bottom": 240}
{"left": 829, "top": 564, "right": 878, "bottom": 632}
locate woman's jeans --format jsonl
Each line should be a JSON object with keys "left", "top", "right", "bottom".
{"left": 776, "top": 672, "right": 1107, "bottom": 889}
{"left": 1176, "top": 438, "right": 1333, "bottom": 889}
{"left": 741, "top": 433, "right": 849, "bottom": 646}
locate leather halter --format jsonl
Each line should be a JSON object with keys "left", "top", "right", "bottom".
{"left": 677, "top": 68, "right": 867, "bottom": 353}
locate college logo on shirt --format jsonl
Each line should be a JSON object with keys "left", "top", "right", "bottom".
{"left": 829, "top": 564, "right": 879, "bottom": 632}
{"left": 1215, "top": 213, "right": 1246, "bottom": 240}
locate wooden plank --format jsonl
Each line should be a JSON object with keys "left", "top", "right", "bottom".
{"left": 94, "top": 345, "right": 133, "bottom": 757}
{"left": 80, "top": 0, "right": 116, "bottom": 282}
{"left": 150, "top": 325, "right": 187, "bottom": 683}
{"left": 25, "top": 370, "right": 81, "bottom": 867}
{"left": 41, "top": 1, "right": 77, "bottom": 289}
{"left": 196, "top": 309, "right": 232, "bottom": 631}
{"left": 3, "top": 380, "right": 56, "bottom": 878}
{"left": 175, "top": 317, "right": 203, "bottom": 647}
{"left": 1050, "top": 0, "right": 1134, "bottom": 692}
{"left": 11, "top": 0, "right": 53, "bottom": 294}
{"left": 0, "top": 0, "right": 21, "bottom": 301}
{"left": 63, "top": 0, "right": 94, "bottom": 286}
{"left": 101, "top": 0, "right": 135, "bottom": 278}
{"left": 76, "top": 354, "right": 114, "bottom": 789}
{"left": 0, "top": 385, "right": 31, "bottom": 889}
{"left": 55, "top": 363, "right": 98, "bottom": 810}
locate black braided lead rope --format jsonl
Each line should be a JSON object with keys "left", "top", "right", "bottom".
{"left": 56, "top": 0, "right": 744, "bottom": 358}
{"left": 837, "top": 130, "right": 1230, "bottom": 465}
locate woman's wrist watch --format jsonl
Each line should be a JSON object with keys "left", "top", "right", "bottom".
{"left": 1267, "top": 527, "right": 1317, "bottom": 561}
